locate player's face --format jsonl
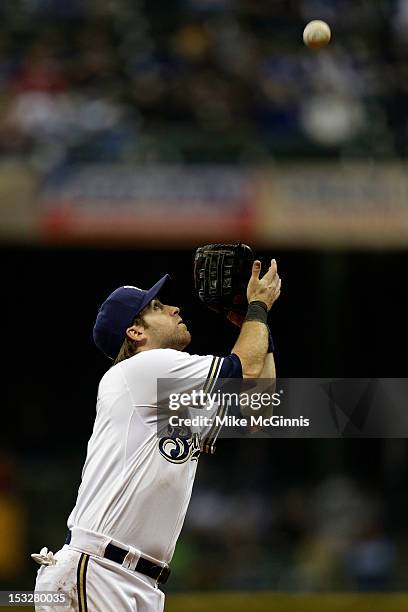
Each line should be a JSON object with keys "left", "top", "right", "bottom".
{"left": 143, "top": 298, "right": 191, "bottom": 350}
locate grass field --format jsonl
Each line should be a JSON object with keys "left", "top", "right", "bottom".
{"left": 2, "top": 593, "right": 408, "bottom": 612}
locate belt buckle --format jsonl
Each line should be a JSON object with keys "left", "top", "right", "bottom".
{"left": 157, "top": 563, "right": 170, "bottom": 585}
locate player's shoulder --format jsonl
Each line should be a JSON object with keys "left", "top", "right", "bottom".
{"left": 115, "top": 348, "right": 187, "bottom": 372}
{"left": 128, "top": 348, "right": 181, "bottom": 363}
{"left": 116, "top": 348, "right": 214, "bottom": 376}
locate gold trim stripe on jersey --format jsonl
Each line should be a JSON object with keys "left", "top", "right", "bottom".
{"left": 77, "top": 552, "right": 90, "bottom": 612}
{"left": 202, "top": 356, "right": 225, "bottom": 453}
{"left": 203, "top": 356, "right": 223, "bottom": 395}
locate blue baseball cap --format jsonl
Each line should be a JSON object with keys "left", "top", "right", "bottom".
{"left": 93, "top": 274, "right": 170, "bottom": 360}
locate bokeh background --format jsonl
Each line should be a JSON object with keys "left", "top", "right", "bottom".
{"left": 2, "top": 0, "right": 408, "bottom": 610}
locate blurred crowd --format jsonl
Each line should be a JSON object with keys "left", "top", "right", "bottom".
{"left": 172, "top": 441, "right": 405, "bottom": 592}
{"left": 0, "top": 0, "right": 408, "bottom": 169}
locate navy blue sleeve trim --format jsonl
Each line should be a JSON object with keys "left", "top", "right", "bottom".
{"left": 219, "top": 354, "right": 243, "bottom": 379}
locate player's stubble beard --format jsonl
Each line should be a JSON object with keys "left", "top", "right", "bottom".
{"left": 150, "top": 323, "right": 191, "bottom": 351}
{"left": 167, "top": 325, "right": 191, "bottom": 351}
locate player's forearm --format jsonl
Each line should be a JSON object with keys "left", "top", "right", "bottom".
{"left": 260, "top": 352, "right": 276, "bottom": 379}
{"left": 232, "top": 320, "right": 268, "bottom": 378}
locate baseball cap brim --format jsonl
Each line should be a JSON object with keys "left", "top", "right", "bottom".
{"left": 138, "top": 274, "right": 171, "bottom": 313}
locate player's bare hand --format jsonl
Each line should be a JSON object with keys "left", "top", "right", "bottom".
{"left": 246, "top": 259, "right": 281, "bottom": 311}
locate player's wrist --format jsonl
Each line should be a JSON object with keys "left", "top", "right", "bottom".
{"left": 245, "top": 302, "right": 274, "bottom": 353}
{"left": 245, "top": 301, "right": 268, "bottom": 324}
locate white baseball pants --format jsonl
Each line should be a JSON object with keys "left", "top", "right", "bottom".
{"left": 34, "top": 545, "right": 165, "bottom": 612}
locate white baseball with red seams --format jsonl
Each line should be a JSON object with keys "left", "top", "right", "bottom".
{"left": 303, "top": 20, "right": 331, "bottom": 49}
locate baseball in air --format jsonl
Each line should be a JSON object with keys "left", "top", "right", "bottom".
{"left": 303, "top": 20, "right": 331, "bottom": 49}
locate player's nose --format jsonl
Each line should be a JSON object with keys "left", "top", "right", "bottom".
{"left": 170, "top": 305, "right": 180, "bottom": 316}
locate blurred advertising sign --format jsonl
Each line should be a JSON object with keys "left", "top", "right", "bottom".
{"left": 257, "top": 163, "right": 408, "bottom": 248}
{"left": 40, "top": 164, "right": 254, "bottom": 245}
{"left": 0, "top": 162, "right": 37, "bottom": 242}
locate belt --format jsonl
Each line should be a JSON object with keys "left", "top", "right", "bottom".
{"left": 65, "top": 530, "right": 170, "bottom": 585}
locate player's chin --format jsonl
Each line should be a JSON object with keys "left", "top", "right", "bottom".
{"left": 178, "top": 328, "right": 191, "bottom": 348}
{"left": 182, "top": 329, "right": 192, "bottom": 345}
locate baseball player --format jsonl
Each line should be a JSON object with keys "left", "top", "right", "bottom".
{"left": 32, "top": 258, "right": 281, "bottom": 612}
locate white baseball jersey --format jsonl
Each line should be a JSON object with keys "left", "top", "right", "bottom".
{"left": 67, "top": 348, "right": 238, "bottom": 564}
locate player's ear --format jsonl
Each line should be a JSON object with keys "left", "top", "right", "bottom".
{"left": 125, "top": 324, "right": 146, "bottom": 342}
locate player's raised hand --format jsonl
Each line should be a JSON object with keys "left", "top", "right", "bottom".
{"left": 246, "top": 259, "right": 281, "bottom": 311}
